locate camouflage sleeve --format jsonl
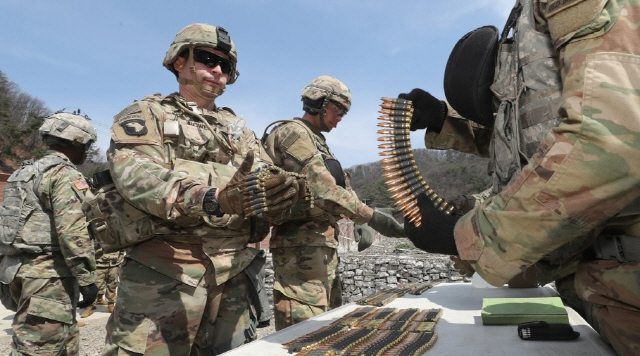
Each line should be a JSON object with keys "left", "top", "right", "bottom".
{"left": 266, "top": 123, "right": 374, "bottom": 224}
{"left": 455, "top": 0, "right": 640, "bottom": 286}
{"left": 423, "top": 102, "right": 492, "bottom": 158}
{"left": 46, "top": 166, "right": 96, "bottom": 286}
{"left": 233, "top": 127, "right": 274, "bottom": 167}
{"left": 108, "top": 101, "right": 210, "bottom": 220}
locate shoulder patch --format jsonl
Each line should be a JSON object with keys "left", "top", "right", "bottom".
{"left": 283, "top": 130, "right": 316, "bottom": 164}
{"left": 120, "top": 118, "right": 148, "bottom": 136}
{"left": 111, "top": 100, "right": 162, "bottom": 146}
{"left": 74, "top": 179, "right": 89, "bottom": 190}
{"left": 114, "top": 104, "right": 142, "bottom": 122}
{"left": 545, "top": 0, "right": 603, "bottom": 42}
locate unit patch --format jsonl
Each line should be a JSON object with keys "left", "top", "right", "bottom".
{"left": 120, "top": 118, "right": 148, "bottom": 136}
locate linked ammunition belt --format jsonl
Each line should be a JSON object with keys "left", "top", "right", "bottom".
{"left": 346, "top": 330, "right": 408, "bottom": 356}
{"left": 356, "top": 281, "right": 438, "bottom": 306}
{"left": 378, "top": 97, "right": 456, "bottom": 226}
{"left": 286, "top": 324, "right": 349, "bottom": 353}
{"left": 284, "top": 306, "right": 442, "bottom": 356}
{"left": 241, "top": 166, "right": 312, "bottom": 218}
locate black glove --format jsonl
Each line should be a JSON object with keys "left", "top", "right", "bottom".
{"left": 368, "top": 208, "right": 405, "bottom": 238}
{"left": 77, "top": 283, "right": 99, "bottom": 308}
{"left": 398, "top": 88, "right": 448, "bottom": 132}
{"left": 354, "top": 223, "right": 376, "bottom": 251}
{"left": 404, "top": 193, "right": 459, "bottom": 255}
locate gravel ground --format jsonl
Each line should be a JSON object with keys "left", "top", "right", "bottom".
{"left": 0, "top": 309, "right": 277, "bottom": 356}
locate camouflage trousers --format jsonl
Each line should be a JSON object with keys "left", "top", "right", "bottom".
{"left": 574, "top": 260, "right": 640, "bottom": 356}
{"left": 94, "top": 265, "right": 119, "bottom": 304}
{"left": 102, "top": 258, "right": 255, "bottom": 356}
{"left": 271, "top": 246, "right": 342, "bottom": 331}
{"left": 8, "top": 276, "right": 80, "bottom": 356}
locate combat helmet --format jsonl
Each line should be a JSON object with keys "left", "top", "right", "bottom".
{"left": 163, "top": 23, "right": 239, "bottom": 84}
{"left": 301, "top": 75, "right": 351, "bottom": 115}
{"left": 39, "top": 111, "right": 97, "bottom": 147}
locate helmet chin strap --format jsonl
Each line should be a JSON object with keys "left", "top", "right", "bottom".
{"left": 177, "top": 47, "right": 225, "bottom": 100}
{"left": 318, "top": 99, "right": 331, "bottom": 132}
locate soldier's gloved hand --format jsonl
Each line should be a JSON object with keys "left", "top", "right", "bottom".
{"left": 404, "top": 193, "right": 459, "bottom": 255}
{"left": 398, "top": 88, "right": 448, "bottom": 132}
{"left": 367, "top": 208, "right": 405, "bottom": 238}
{"left": 77, "top": 283, "right": 99, "bottom": 308}
{"left": 449, "top": 194, "right": 477, "bottom": 214}
{"left": 217, "top": 151, "right": 300, "bottom": 216}
{"left": 450, "top": 255, "right": 475, "bottom": 277}
{"left": 354, "top": 223, "right": 376, "bottom": 251}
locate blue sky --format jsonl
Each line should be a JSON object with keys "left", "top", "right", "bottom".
{"left": 1, "top": 1, "right": 512, "bottom": 168}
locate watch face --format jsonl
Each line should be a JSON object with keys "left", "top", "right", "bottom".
{"left": 203, "top": 189, "right": 220, "bottom": 215}
{"left": 204, "top": 199, "right": 219, "bottom": 214}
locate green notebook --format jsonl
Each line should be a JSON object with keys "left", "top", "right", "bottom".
{"left": 481, "top": 297, "right": 570, "bottom": 325}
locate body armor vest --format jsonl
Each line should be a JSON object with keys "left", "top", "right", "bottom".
{"left": 86, "top": 94, "right": 262, "bottom": 253}
{"left": 0, "top": 156, "right": 70, "bottom": 255}
{"left": 158, "top": 95, "right": 253, "bottom": 238}
{"left": 489, "top": 0, "right": 563, "bottom": 193}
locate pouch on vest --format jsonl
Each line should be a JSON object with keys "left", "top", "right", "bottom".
{"left": 0, "top": 184, "right": 24, "bottom": 256}
{"left": 82, "top": 180, "right": 154, "bottom": 254}
{"left": 324, "top": 159, "right": 346, "bottom": 188}
{"left": 444, "top": 25, "right": 499, "bottom": 128}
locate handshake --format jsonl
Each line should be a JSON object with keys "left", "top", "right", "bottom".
{"left": 204, "top": 151, "right": 310, "bottom": 221}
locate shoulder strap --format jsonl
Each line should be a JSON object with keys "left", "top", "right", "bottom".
{"left": 501, "top": 0, "right": 524, "bottom": 40}
{"left": 261, "top": 119, "right": 296, "bottom": 144}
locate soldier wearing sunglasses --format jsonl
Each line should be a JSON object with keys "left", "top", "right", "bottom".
{"left": 101, "top": 23, "right": 302, "bottom": 355}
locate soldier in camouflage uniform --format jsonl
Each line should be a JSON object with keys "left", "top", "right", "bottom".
{"left": 400, "top": 0, "right": 584, "bottom": 302}
{"left": 263, "top": 76, "right": 405, "bottom": 330}
{"left": 402, "top": 1, "right": 640, "bottom": 355}
{"left": 80, "top": 242, "right": 123, "bottom": 317}
{"left": 102, "top": 23, "right": 302, "bottom": 355}
{"left": 0, "top": 112, "right": 98, "bottom": 355}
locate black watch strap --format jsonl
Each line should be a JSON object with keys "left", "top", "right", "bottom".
{"left": 203, "top": 188, "right": 221, "bottom": 216}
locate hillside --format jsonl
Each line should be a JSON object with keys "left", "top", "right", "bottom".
{"left": 0, "top": 70, "right": 107, "bottom": 176}
{"left": 346, "top": 148, "right": 491, "bottom": 207}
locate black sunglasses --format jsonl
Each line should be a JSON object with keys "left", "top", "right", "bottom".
{"left": 192, "top": 49, "right": 233, "bottom": 75}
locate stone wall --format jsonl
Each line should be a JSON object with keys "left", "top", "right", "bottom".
{"left": 263, "top": 252, "right": 467, "bottom": 307}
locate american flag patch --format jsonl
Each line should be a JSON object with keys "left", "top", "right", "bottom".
{"left": 74, "top": 180, "right": 89, "bottom": 190}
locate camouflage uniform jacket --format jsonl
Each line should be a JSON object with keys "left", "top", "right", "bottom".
{"left": 263, "top": 118, "right": 373, "bottom": 248}
{"left": 455, "top": 0, "right": 640, "bottom": 286}
{"left": 423, "top": 0, "right": 581, "bottom": 283}
{"left": 14, "top": 151, "right": 96, "bottom": 286}
{"left": 107, "top": 93, "right": 270, "bottom": 286}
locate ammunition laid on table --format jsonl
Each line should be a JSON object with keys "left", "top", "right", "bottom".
{"left": 377, "top": 97, "right": 456, "bottom": 226}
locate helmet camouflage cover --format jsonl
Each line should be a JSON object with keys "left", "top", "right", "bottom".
{"left": 301, "top": 75, "right": 352, "bottom": 112}
{"left": 163, "top": 23, "right": 239, "bottom": 84}
{"left": 39, "top": 112, "right": 97, "bottom": 146}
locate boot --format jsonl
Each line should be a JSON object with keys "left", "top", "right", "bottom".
{"left": 80, "top": 305, "right": 94, "bottom": 318}
{"left": 77, "top": 320, "right": 86, "bottom": 327}
{"left": 107, "top": 303, "right": 115, "bottom": 313}
{"left": 95, "top": 294, "right": 107, "bottom": 305}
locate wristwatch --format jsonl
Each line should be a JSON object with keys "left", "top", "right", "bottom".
{"left": 203, "top": 188, "right": 221, "bottom": 216}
